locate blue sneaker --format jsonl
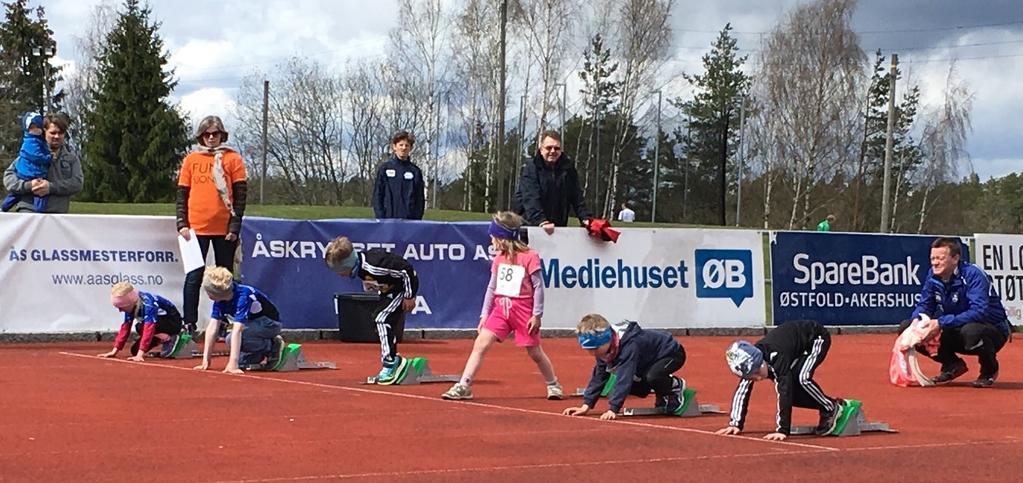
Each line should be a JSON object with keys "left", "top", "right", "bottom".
{"left": 158, "top": 335, "right": 180, "bottom": 358}
{"left": 376, "top": 356, "right": 410, "bottom": 385}
{"left": 662, "top": 376, "right": 687, "bottom": 416}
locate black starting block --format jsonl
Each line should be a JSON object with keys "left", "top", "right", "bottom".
{"left": 363, "top": 357, "right": 459, "bottom": 385}
{"left": 790, "top": 400, "right": 896, "bottom": 437}
{"left": 620, "top": 388, "right": 724, "bottom": 418}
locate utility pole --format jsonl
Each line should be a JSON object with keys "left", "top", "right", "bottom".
{"left": 880, "top": 54, "right": 898, "bottom": 233}
{"left": 735, "top": 97, "right": 747, "bottom": 227}
{"left": 496, "top": 0, "right": 508, "bottom": 209}
{"left": 651, "top": 90, "right": 661, "bottom": 223}
{"left": 433, "top": 95, "right": 442, "bottom": 209}
{"left": 260, "top": 80, "right": 269, "bottom": 204}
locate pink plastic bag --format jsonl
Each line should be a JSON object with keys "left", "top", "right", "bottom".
{"left": 889, "top": 342, "right": 917, "bottom": 387}
{"left": 889, "top": 315, "right": 941, "bottom": 387}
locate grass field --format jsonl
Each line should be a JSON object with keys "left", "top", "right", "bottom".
{"left": 69, "top": 201, "right": 711, "bottom": 228}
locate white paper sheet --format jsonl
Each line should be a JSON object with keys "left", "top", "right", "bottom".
{"left": 177, "top": 229, "right": 204, "bottom": 274}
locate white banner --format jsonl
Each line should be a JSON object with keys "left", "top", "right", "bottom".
{"left": 0, "top": 213, "right": 211, "bottom": 332}
{"left": 527, "top": 227, "right": 767, "bottom": 329}
{"left": 974, "top": 233, "right": 1023, "bottom": 325}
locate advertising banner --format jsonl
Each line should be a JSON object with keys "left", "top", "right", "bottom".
{"left": 974, "top": 233, "right": 1023, "bottom": 326}
{"left": 527, "top": 227, "right": 766, "bottom": 328}
{"left": 770, "top": 231, "right": 969, "bottom": 325}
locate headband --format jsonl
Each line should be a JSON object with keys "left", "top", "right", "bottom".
{"left": 326, "top": 251, "right": 359, "bottom": 275}
{"left": 110, "top": 289, "right": 139, "bottom": 311}
{"left": 578, "top": 327, "right": 613, "bottom": 349}
{"left": 489, "top": 220, "right": 519, "bottom": 240}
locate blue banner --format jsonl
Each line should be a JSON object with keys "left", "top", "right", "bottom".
{"left": 241, "top": 218, "right": 491, "bottom": 329}
{"left": 770, "top": 232, "right": 969, "bottom": 326}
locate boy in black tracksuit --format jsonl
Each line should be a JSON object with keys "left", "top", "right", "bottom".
{"left": 325, "top": 236, "right": 419, "bottom": 385}
{"left": 718, "top": 320, "right": 844, "bottom": 440}
{"left": 563, "top": 314, "right": 687, "bottom": 420}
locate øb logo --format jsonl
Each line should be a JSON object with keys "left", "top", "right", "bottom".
{"left": 695, "top": 249, "right": 753, "bottom": 307}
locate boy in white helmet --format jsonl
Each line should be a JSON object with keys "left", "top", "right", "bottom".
{"left": 717, "top": 320, "right": 845, "bottom": 440}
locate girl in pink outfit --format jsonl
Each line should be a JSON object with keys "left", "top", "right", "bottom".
{"left": 441, "top": 211, "right": 562, "bottom": 401}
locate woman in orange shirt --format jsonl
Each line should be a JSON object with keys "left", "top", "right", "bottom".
{"left": 176, "top": 115, "right": 248, "bottom": 333}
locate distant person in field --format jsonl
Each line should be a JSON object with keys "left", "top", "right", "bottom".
{"left": 2, "top": 113, "right": 50, "bottom": 212}
{"left": 440, "top": 211, "right": 562, "bottom": 401}
{"left": 98, "top": 282, "right": 185, "bottom": 362}
{"left": 3, "top": 113, "right": 82, "bottom": 213}
{"left": 717, "top": 320, "right": 846, "bottom": 440}
{"left": 900, "top": 237, "right": 1011, "bottom": 388}
{"left": 512, "top": 130, "right": 592, "bottom": 235}
{"left": 324, "top": 235, "right": 419, "bottom": 385}
{"left": 194, "top": 266, "right": 285, "bottom": 373}
{"left": 177, "top": 115, "right": 248, "bottom": 336}
{"left": 617, "top": 201, "right": 635, "bottom": 223}
{"left": 562, "top": 314, "right": 688, "bottom": 420}
{"left": 372, "top": 130, "right": 425, "bottom": 220}
{"left": 816, "top": 214, "right": 836, "bottom": 232}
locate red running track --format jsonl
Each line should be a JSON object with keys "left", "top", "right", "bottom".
{"left": 1, "top": 334, "right": 1021, "bottom": 482}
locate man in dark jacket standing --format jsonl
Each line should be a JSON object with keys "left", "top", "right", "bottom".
{"left": 513, "top": 130, "right": 592, "bottom": 234}
{"left": 373, "top": 131, "right": 425, "bottom": 219}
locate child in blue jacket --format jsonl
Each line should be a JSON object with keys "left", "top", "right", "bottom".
{"left": 563, "top": 314, "right": 687, "bottom": 420}
{"left": 2, "top": 112, "right": 50, "bottom": 212}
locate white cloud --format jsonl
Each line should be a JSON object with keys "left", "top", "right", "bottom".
{"left": 177, "top": 88, "right": 236, "bottom": 128}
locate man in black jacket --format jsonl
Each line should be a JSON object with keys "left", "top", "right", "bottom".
{"left": 372, "top": 131, "right": 425, "bottom": 219}
{"left": 512, "top": 130, "right": 592, "bottom": 234}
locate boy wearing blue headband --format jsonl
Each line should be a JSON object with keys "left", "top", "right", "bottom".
{"left": 441, "top": 211, "right": 562, "bottom": 400}
{"left": 562, "top": 313, "right": 687, "bottom": 420}
{"left": 325, "top": 235, "right": 419, "bottom": 385}
{"left": 716, "top": 320, "right": 845, "bottom": 440}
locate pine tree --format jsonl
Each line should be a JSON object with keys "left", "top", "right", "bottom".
{"left": 81, "top": 0, "right": 188, "bottom": 202}
{"left": 0, "top": 0, "right": 59, "bottom": 155}
{"left": 674, "top": 24, "right": 751, "bottom": 225}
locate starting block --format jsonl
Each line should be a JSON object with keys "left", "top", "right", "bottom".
{"left": 363, "top": 357, "right": 459, "bottom": 385}
{"left": 244, "top": 343, "right": 336, "bottom": 372}
{"left": 790, "top": 400, "right": 896, "bottom": 437}
{"left": 620, "top": 388, "right": 725, "bottom": 418}
{"left": 573, "top": 373, "right": 618, "bottom": 398}
{"left": 152, "top": 334, "right": 228, "bottom": 359}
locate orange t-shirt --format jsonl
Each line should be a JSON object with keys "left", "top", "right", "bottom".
{"left": 177, "top": 150, "right": 247, "bottom": 235}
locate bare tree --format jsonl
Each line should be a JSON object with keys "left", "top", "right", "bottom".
{"left": 63, "top": 1, "right": 117, "bottom": 151}
{"left": 388, "top": 0, "right": 451, "bottom": 209}
{"left": 916, "top": 62, "right": 973, "bottom": 233}
{"left": 513, "top": 0, "right": 578, "bottom": 137}
{"left": 451, "top": 0, "right": 501, "bottom": 211}
{"left": 343, "top": 60, "right": 388, "bottom": 204}
{"left": 758, "top": 0, "right": 865, "bottom": 229}
{"left": 233, "top": 58, "right": 348, "bottom": 205}
{"left": 603, "top": 0, "right": 674, "bottom": 217}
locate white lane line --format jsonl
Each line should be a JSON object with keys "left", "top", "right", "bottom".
{"left": 58, "top": 351, "right": 837, "bottom": 452}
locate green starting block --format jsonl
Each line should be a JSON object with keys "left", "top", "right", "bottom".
{"left": 262, "top": 343, "right": 336, "bottom": 372}
{"left": 363, "top": 357, "right": 459, "bottom": 385}
{"left": 573, "top": 373, "right": 618, "bottom": 398}
{"left": 152, "top": 333, "right": 228, "bottom": 359}
{"left": 790, "top": 400, "right": 896, "bottom": 437}
{"left": 620, "top": 388, "right": 724, "bottom": 418}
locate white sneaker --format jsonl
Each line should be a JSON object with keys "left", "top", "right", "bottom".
{"left": 441, "top": 383, "right": 473, "bottom": 400}
{"left": 546, "top": 382, "right": 564, "bottom": 400}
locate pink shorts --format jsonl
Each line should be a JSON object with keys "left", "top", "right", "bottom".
{"left": 482, "top": 296, "right": 541, "bottom": 347}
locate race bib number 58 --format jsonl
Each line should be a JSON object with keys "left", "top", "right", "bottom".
{"left": 495, "top": 263, "right": 525, "bottom": 297}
